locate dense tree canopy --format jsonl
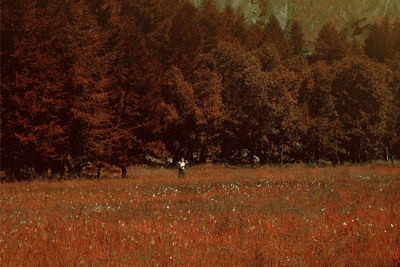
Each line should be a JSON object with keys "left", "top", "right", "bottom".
{"left": 1, "top": 0, "right": 399, "bottom": 179}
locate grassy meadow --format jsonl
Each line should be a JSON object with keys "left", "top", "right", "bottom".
{"left": 1, "top": 164, "right": 400, "bottom": 266}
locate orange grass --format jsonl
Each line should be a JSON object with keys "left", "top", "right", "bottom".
{"left": 1, "top": 165, "right": 400, "bottom": 266}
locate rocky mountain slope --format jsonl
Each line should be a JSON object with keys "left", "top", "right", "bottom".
{"left": 193, "top": 0, "right": 400, "bottom": 42}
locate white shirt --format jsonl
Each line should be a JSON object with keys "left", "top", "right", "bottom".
{"left": 178, "top": 160, "right": 188, "bottom": 169}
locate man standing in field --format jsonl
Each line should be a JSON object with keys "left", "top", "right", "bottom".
{"left": 177, "top": 157, "right": 189, "bottom": 178}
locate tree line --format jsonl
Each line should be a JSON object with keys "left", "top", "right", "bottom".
{"left": 1, "top": 0, "right": 400, "bottom": 179}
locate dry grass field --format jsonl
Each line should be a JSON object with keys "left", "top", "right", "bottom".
{"left": 1, "top": 164, "right": 400, "bottom": 266}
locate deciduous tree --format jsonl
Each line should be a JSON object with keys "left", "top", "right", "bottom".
{"left": 332, "top": 56, "right": 392, "bottom": 162}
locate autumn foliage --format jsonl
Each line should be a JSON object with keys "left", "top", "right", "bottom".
{"left": 1, "top": 0, "right": 400, "bottom": 179}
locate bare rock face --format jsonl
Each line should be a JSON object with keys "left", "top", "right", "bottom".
{"left": 194, "top": 0, "right": 399, "bottom": 42}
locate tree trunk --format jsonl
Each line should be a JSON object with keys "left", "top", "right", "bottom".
{"left": 97, "top": 166, "right": 101, "bottom": 178}
{"left": 385, "top": 145, "right": 389, "bottom": 161}
{"left": 120, "top": 165, "right": 127, "bottom": 178}
{"left": 200, "top": 146, "right": 207, "bottom": 164}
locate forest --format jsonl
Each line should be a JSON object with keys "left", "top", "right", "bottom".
{"left": 1, "top": 0, "right": 400, "bottom": 180}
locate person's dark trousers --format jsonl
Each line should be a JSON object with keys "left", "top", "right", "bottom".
{"left": 179, "top": 168, "right": 185, "bottom": 178}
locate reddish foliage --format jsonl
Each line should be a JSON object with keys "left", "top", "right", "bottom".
{"left": 1, "top": 165, "right": 399, "bottom": 265}
{"left": 1, "top": 0, "right": 400, "bottom": 178}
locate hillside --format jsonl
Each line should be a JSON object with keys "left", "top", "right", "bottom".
{"left": 193, "top": 0, "right": 400, "bottom": 42}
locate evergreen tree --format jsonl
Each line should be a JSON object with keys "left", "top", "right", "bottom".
{"left": 191, "top": 54, "right": 225, "bottom": 162}
{"left": 287, "top": 20, "right": 305, "bottom": 56}
{"left": 312, "top": 21, "right": 349, "bottom": 64}
{"left": 384, "top": 50, "right": 400, "bottom": 161}
{"left": 220, "top": 5, "right": 247, "bottom": 45}
{"left": 211, "top": 42, "right": 262, "bottom": 160}
{"left": 263, "top": 66, "right": 305, "bottom": 165}
{"left": 244, "top": 24, "right": 265, "bottom": 51}
{"left": 161, "top": 67, "right": 198, "bottom": 159}
{"left": 393, "top": 18, "right": 400, "bottom": 56}
{"left": 198, "top": 0, "right": 220, "bottom": 53}
{"left": 364, "top": 16, "right": 395, "bottom": 63}
{"left": 304, "top": 62, "right": 342, "bottom": 162}
{"left": 264, "top": 15, "right": 292, "bottom": 59}
{"left": 1, "top": 0, "right": 70, "bottom": 178}
{"left": 169, "top": 1, "right": 204, "bottom": 76}
{"left": 65, "top": 0, "right": 116, "bottom": 176}
{"left": 252, "top": 44, "right": 281, "bottom": 72}
{"left": 107, "top": 8, "right": 169, "bottom": 169}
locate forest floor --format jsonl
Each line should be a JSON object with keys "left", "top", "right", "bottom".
{"left": 1, "top": 164, "right": 400, "bottom": 266}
